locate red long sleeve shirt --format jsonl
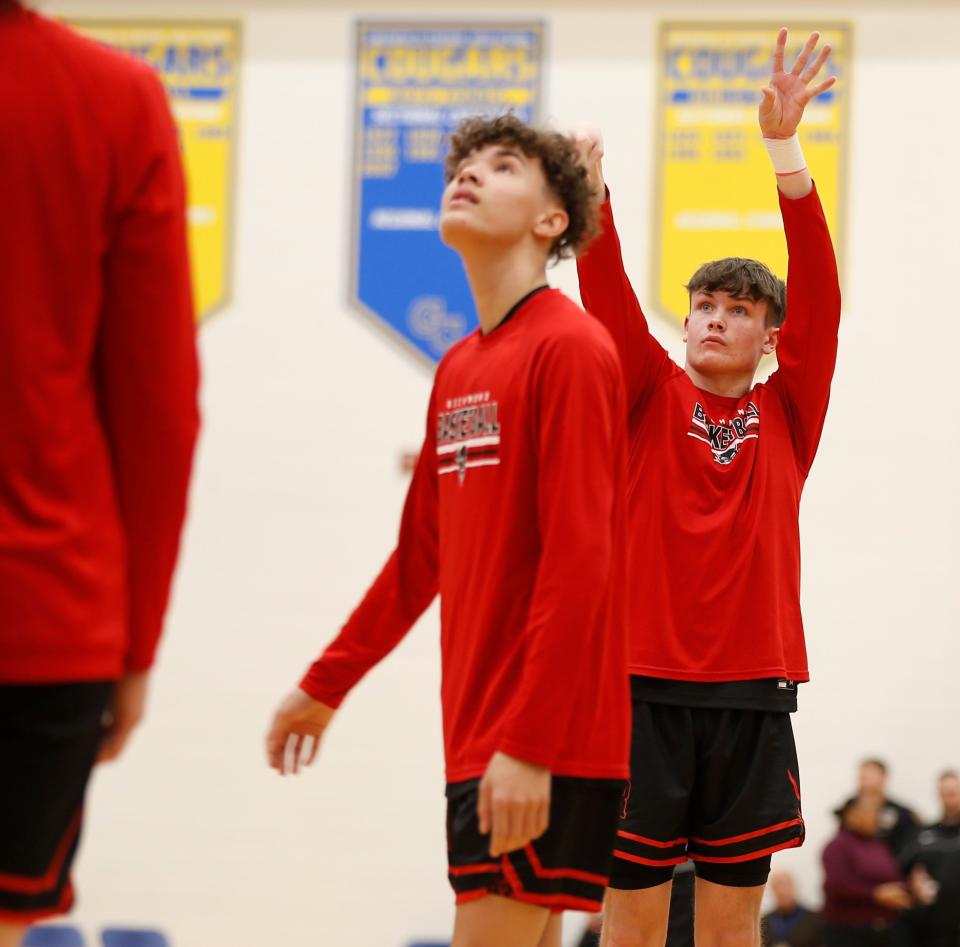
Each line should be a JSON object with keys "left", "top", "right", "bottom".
{"left": 577, "top": 185, "right": 840, "bottom": 683}
{"left": 0, "top": 5, "right": 200, "bottom": 682}
{"left": 302, "top": 289, "right": 631, "bottom": 783}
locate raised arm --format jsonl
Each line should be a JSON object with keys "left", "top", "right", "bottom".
{"left": 572, "top": 126, "right": 671, "bottom": 412}
{"left": 266, "top": 391, "right": 440, "bottom": 774}
{"left": 760, "top": 29, "right": 842, "bottom": 473}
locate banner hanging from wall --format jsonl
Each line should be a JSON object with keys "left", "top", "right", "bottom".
{"left": 351, "top": 22, "right": 545, "bottom": 364}
{"left": 70, "top": 20, "right": 242, "bottom": 322}
{"left": 654, "top": 22, "right": 851, "bottom": 329}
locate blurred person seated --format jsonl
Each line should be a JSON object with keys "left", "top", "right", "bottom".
{"left": 841, "top": 760, "right": 921, "bottom": 860}
{"left": 900, "top": 770, "right": 960, "bottom": 947}
{"left": 821, "top": 797, "right": 913, "bottom": 947}
{"left": 761, "top": 869, "right": 824, "bottom": 947}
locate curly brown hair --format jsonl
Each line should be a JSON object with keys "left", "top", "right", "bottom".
{"left": 685, "top": 257, "right": 787, "bottom": 328}
{"left": 444, "top": 114, "right": 598, "bottom": 264}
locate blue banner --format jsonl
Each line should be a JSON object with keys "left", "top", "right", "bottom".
{"left": 351, "top": 22, "right": 545, "bottom": 363}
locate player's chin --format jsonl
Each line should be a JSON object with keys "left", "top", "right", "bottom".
{"left": 688, "top": 348, "right": 727, "bottom": 373}
{"left": 438, "top": 213, "right": 476, "bottom": 250}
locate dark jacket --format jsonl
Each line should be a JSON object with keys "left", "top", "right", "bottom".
{"left": 901, "top": 822, "right": 960, "bottom": 943}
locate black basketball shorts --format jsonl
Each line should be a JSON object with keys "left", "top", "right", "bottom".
{"left": 611, "top": 698, "right": 804, "bottom": 890}
{"left": 446, "top": 775, "right": 624, "bottom": 913}
{"left": 0, "top": 682, "right": 113, "bottom": 923}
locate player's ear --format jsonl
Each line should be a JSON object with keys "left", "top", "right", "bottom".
{"left": 762, "top": 325, "right": 781, "bottom": 355}
{"left": 533, "top": 205, "right": 568, "bottom": 243}
{"left": 683, "top": 315, "right": 690, "bottom": 343}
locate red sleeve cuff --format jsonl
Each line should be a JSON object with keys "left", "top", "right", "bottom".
{"left": 299, "top": 669, "right": 348, "bottom": 709}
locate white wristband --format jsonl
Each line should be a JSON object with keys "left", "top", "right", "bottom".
{"left": 763, "top": 134, "right": 806, "bottom": 176}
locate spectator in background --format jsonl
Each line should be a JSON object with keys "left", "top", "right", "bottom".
{"left": 762, "top": 870, "right": 824, "bottom": 947}
{"left": 822, "top": 797, "right": 912, "bottom": 947}
{"left": 844, "top": 759, "right": 921, "bottom": 860}
{"left": 901, "top": 771, "right": 960, "bottom": 947}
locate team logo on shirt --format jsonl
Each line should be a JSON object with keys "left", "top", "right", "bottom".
{"left": 687, "top": 401, "right": 760, "bottom": 465}
{"left": 436, "top": 391, "right": 501, "bottom": 484}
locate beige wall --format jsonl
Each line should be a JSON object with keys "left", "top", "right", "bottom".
{"left": 39, "top": 0, "right": 960, "bottom": 943}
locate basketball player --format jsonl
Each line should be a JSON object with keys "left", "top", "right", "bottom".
{"left": 266, "top": 114, "right": 631, "bottom": 947}
{"left": 572, "top": 28, "right": 841, "bottom": 947}
{"left": 0, "top": 4, "right": 200, "bottom": 945}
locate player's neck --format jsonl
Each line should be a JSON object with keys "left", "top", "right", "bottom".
{"left": 683, "top": 363, "right": 756, "bottom": 399}
{"left": 460, "top": 249, "right": 549, "bottom": 335}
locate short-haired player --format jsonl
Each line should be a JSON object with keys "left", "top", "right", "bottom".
{"left": 572, "top": 28, "right": 840, "bottom": 947}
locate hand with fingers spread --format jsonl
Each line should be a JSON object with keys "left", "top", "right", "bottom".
{"left": 477, "top": 751, "right": 551, "bottom": 857}
{"left": 570, "top": 123, "right": 606, "bottom": 205}
{"left": 266, "top": 688, "right": 335, "bottom": 776}
{"left": 760, "top": 27, "right": 837, "bottom": 139}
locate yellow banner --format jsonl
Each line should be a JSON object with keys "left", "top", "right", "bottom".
{"left": 654, "top": 22, "right": 850, "bottom": 328}
{"left": 70, "top": 20, "right": 242, "bottom": 321}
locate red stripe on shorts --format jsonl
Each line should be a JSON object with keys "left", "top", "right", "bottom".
{"left": 0, "top": 808, "right": 81, "bottom": 894}
{"left": 613, "top": 849, "right": 687, "bottom": 867}
{"left": 690, "top": 817, "right": 803, "bottom": 848}
{"left": 449, "top": 862, "right": 500, "bottom": 876}
{"left": 616, "top": 829, "right": 688, "bottom": 848}
{"left": 689, "top": 836, "right": 803, "bottom": 863}
{"left": 524, "top": 845, "right": 609, "bottom": 887}
{"left": 510, "top": 890, "right": 605, "bottom": 912}
{"left": 454, "top": 889, "right": 491, "bottom": 906}
{"left": 0, "top": 880, "right": 74, "bottom": 923}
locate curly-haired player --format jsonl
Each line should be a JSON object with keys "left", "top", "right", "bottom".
{"left": 267, "top": 114, "right": 631, "bottom": 947}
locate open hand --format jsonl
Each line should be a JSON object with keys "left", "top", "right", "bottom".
{"left": 266, "top": 688, "right": 335, "bottom": 775}
{"left": 760, "top": 28, "right": 836, "bottom": 139}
